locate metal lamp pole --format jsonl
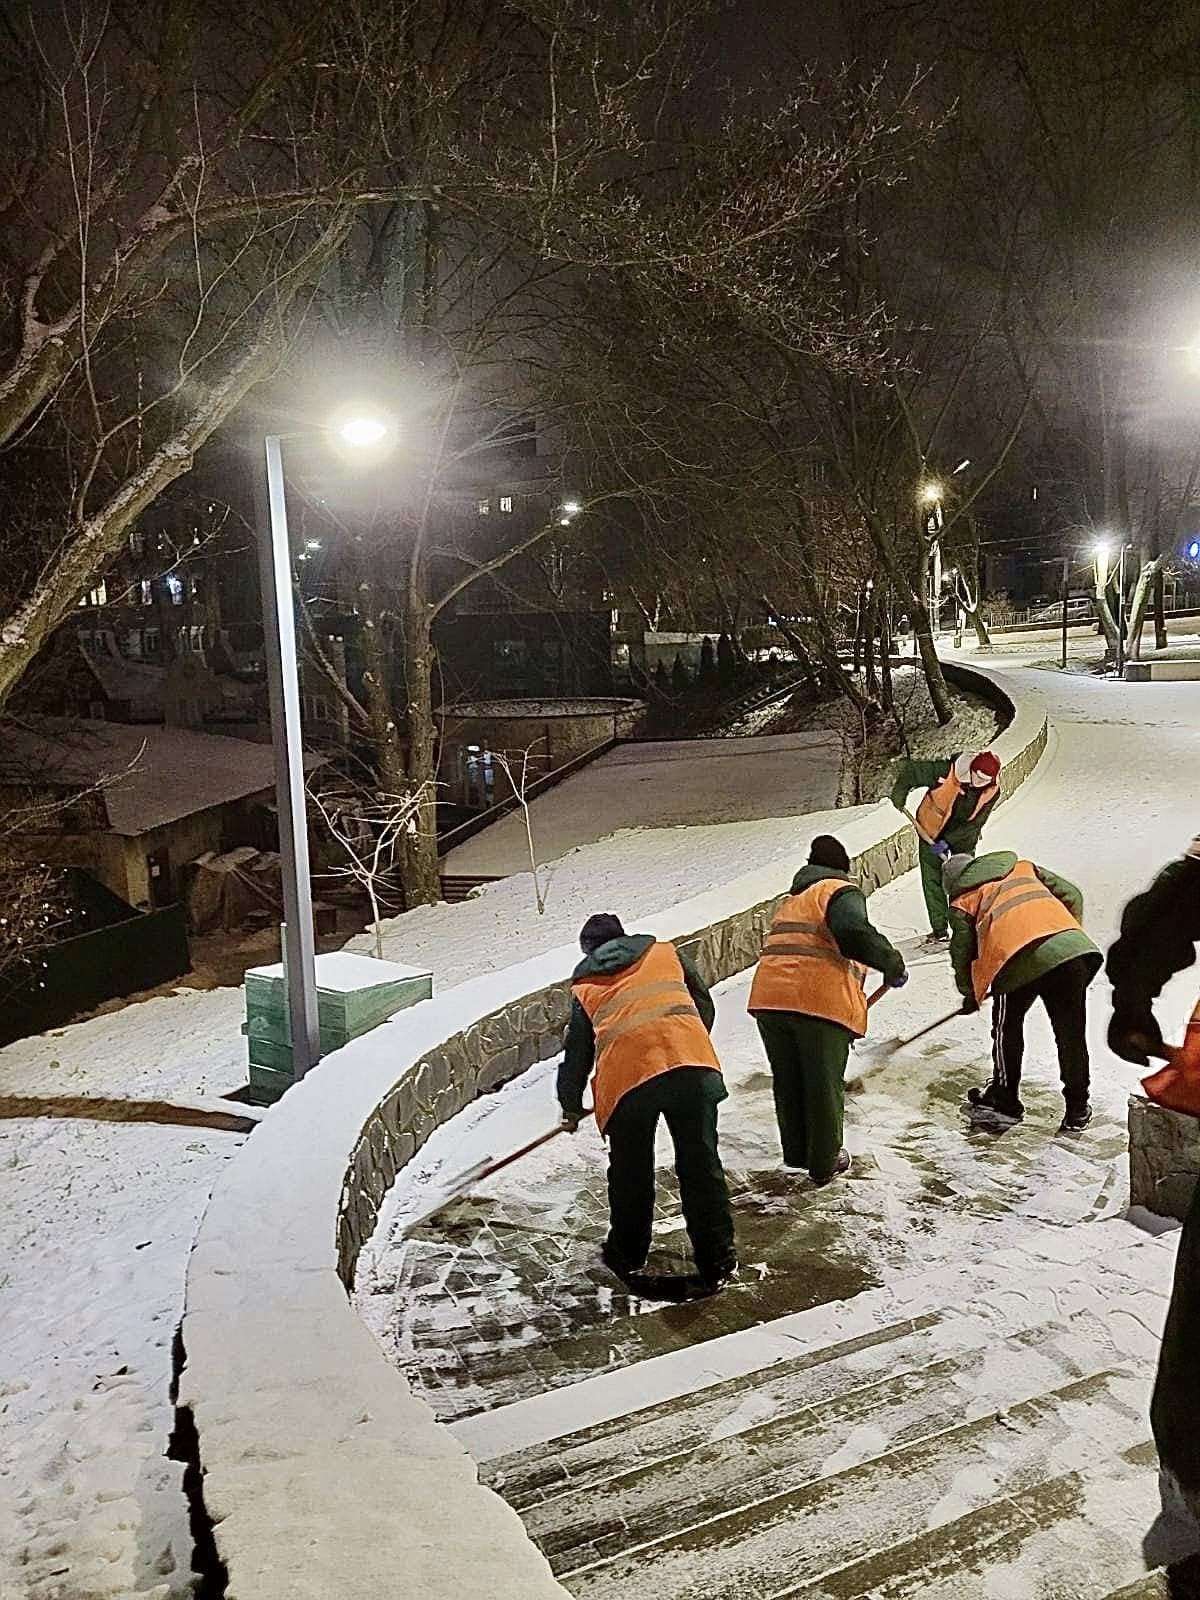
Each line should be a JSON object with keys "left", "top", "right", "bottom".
{"left": 1116, "top": 543, "right": 1128, "bottom": 678}
{"left": 255, "top": 434, "right": 320, "bottom": 1078}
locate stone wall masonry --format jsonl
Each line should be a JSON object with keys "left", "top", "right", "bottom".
{"left": 182, "top": 659, "right": 1047, "bottom": 1600}
{"left": 1129, "top": 1096, "right": 1200, "bottom": 1221}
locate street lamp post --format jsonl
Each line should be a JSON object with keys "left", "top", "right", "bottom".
{"left": 256, "top": 435, "right": 321, "bottom": 1078}
{"left": 1116, "top": 541, "right": 1129, "bottom": 678}
{"left": 254, "top": 411, "right": 392, "bottom": 1081}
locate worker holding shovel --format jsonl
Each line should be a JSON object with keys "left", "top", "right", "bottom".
{"left": 559, "top": 914, "right": 738, "bottom": 1295}
{"left": 748, "top": 835, "right": 908, "bottom": 1184}
{"left": 891, "top": 750, "right": 1002, "bottom": 946}
{"left": 944, "top": 850, "right": 1101, "bottom": 1132}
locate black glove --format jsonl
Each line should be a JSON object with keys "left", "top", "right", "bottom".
{"left": 887, "top": 968, "right": 909, "bottom": 989}
{"left": 932, "top": 839, "right": 951, "bottom": 863}
{"left": 1107, "top": 1009, "right": 1164, "bottom": 1067}
{"left": 560, "top": 1109, "right": 584, "bottom": 1133}
{"left": 960, "top": 994, "right": 979, "bottom": 1015}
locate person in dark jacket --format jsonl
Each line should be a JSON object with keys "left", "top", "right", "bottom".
{"left": 559, "top": 913, "right": 737, "bottom": 1292}
{"left": 945, "top": 850, "right": 1101, "bottom": 1131}
{"left": 747, "top": 835, "right": 907, "bottom": 1183}
{"left": 1106, "top": 837, "right": 1200, "bottom": 1520}
{"left": 891, "top": 750, "right": 1002, "bottom": 943}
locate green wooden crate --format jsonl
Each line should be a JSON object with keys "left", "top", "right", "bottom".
{"left": 248, "top": 1060, "right": 293, "bottom": 1104}
{"left": 243, "top": 951, "right": 433, "bottom": 1103}
{"left": 244, "top": 951, "right": 432, "bottom": 1044}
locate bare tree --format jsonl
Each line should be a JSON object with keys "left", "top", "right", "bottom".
{"left": 309, "top": 783, "right": 425, "bottom": 960}
{"left": 492, "top": 740, "right": 548, "bottom": 916}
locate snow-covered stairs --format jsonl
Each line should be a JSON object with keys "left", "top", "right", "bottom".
{"left": 471, "top": 1217, "right": 1179, "bottom": 1599}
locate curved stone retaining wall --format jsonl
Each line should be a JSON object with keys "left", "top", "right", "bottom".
{"left": 182, "top": 661, "right": 1047, "bottom": 1600}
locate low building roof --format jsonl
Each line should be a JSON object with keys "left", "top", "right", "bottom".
{"left": 2, "top": 720, "right": 322, "bottom": 837}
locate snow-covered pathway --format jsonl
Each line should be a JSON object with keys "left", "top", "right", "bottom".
{"left": 363, "top": 656, "right": 1200, "bottom": 1391}
{"left": 2, "top": 647, "right": 1195, "bottom": 1598}
{"left": 355, "top": 655, "right": 1200, "bottom": 1594}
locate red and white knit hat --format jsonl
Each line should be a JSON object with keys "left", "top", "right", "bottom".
{"left": 969, "top": 751, "right": 1001, "bottom": 783}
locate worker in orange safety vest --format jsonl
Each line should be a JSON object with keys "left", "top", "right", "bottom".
{"left": 945, "top": 850, "right": 1101, "bottom": 1131}
{"left": 891, "top": 751, "right": 1002, "bottom": 945}
{"left": 559, "top": 914, "right": 737, "bottom": 1293}
{"left": 748, "top": 835, "right": 907, "bottom": 1183}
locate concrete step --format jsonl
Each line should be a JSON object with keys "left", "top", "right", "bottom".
{"left": 477, "top": 1216, "right": 1178, "bottom": 1600}
{"left": 521, "top": 1308, "right": 1145, "bottom": 1566}
{"left": 559, "top": 1380, "right": 1153, "bottom": 1596}
{"left": 479, "top": 1216, "right": 1173, "bottom": 1496}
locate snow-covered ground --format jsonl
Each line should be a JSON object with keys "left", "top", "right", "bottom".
{"left": 441, "top": 731, "right": 842, "bottom": 877}
{"left": 357, "top": 653, "right": 1200, "bottom": 1436}
{"left": 2, "top": 643, "right": 1197, "bottom": 1597}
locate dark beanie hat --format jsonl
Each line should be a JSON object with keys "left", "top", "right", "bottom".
{"left": 808, "top": 834, "right": 850, "bottom": 871}
{"left": 580, "top": 913, "right": 625, "bottom": 953}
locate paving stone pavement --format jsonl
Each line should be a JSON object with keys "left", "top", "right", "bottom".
{"left": 360, "top": 963, "right": 1133, "bottom": 1425}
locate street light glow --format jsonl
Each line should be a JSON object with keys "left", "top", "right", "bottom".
{"left": 562, "top": 498, "right": 582, "bottom": 515}
{"left": 1188, "top": 539, "right": 1200, "bottom": 561}
{"left": 339, "top": 416, "right": 388, "bottom": 448}
{"left": 919, "top": 481, "right": 943, "bottom": 504}
{"left": 1092, "top": 538, "right": 1111, "bottom": 557}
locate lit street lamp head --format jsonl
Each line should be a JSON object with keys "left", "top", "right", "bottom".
{"left": 919, "top": 481, "right": 943, "bottom": 504}
{"left": 340, "top": 415, "right": 389, "bottom": 448}
{"left": 562, "top": 498, "right": 582, "bottom": 515}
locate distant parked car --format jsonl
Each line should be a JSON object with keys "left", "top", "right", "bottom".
{"left": 1030, "top": 596, "right": 1094, "bottom": 624}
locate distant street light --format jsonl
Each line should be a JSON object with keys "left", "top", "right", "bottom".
{"left": 1188, "top": 538, "right": 1200, "bottom": 562}
{"left": 256, "top": 409, "right": 390, "bottom": 1083}
{"left": 919, "top": 481, "right": 943, "bottom": 504}
{"left": 562, "top": 497, "right": 582, "bottom": 515}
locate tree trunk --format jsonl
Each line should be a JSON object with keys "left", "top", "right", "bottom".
{"left": 1124, "top": 557, "right": 1161, "bottom": 664}
{"left": 879, "top": 603, "right": 895, "bottom": 715}
{"left": 911, "top": 602, "right": 954, "bottom": 724}
{"left": 862, "top": 590, "right": 879, "bottom": 700}
{"left": 1093, "top": 557, "right": 1121, "bottom": 661}
{"left": 860, "top": 513, "right": 953, "bottom": 724}
{"left": 1154, "top": 566, "right": 1168, "bottom": 650}
{"left": 398, "top": 592, "right": 441, "bottom": 907}
{"left": 967, "top": 604, "right": 991, "bottom": 649}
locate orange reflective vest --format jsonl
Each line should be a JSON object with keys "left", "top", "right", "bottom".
{"left": 572, "top": 940, "right": 720, "bottom": 1133}
{"left": 747, "top": 880, "right": 869, "bottom": 1036}
{"left": 951, "top": 860, "right": 1082, "bottom": 1004}
{"left": 1141, "top": 995, "right": 1200, "bottom": 1119}
{"left": 915, "top": 769, "right": 999, "bottom": 842}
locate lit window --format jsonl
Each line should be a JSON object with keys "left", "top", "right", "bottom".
{"left": 140, "top": 579, "right": 152, "bottom": 606}
{"left": 166, "top": 574, "right": 184, "bottom": 605}
{"left": 499, "top": 495, "right": 513, "bottom": 513}
{"left": 477, "top": 498, "right": 491, "bottom": 515}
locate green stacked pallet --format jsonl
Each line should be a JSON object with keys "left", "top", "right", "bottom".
{"left": 243, "top": 950, "right": 434, "bottom": 1104}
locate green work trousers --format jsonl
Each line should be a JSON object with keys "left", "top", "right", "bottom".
{"left": 919, "top": 839, "right": 950, "bottom": 936}
{"left": 603, "top": 1066, "right": 735, "bottom": 1280}
{"left": 754, "top": 1011, "right": 851, "bottom": 1180}
{"left": 1151, "top": 1177, "right": 1200, "bottom": 1501}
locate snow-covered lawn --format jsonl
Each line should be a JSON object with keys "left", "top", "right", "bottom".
{"left": 2, "top": 648, "right": 1197, "bottom": 1597}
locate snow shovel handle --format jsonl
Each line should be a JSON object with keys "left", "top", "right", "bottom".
{"left": 898, "top": 803, "right": 937, "bottom": 847}
{"left": 866, "top": 983, "right": 890, "bottom": 1008}
{"left": 473, "top": 1109, "right": 595, "bottom": 1186}
{"left": 894, "top": 1007, "right": 962, "bottom": 1049}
